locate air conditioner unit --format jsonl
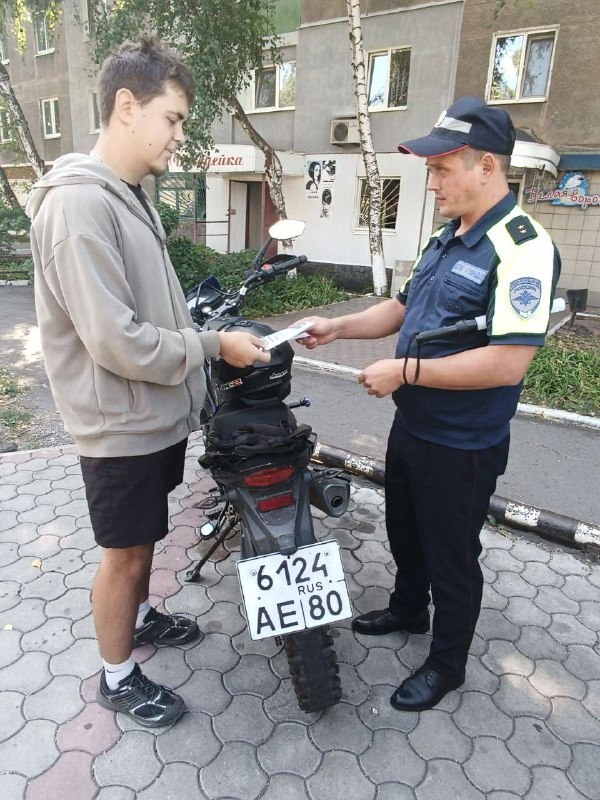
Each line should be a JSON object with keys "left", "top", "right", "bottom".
{"left": 330, "top": 117, "right": 360, "bottom": 146}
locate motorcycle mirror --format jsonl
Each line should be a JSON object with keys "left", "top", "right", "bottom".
{"left": 268, "top": 219, "right": 305, "bottom": 241}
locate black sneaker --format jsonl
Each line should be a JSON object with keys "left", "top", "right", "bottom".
{"left": 96, "top": 664, "right": 185, "bottom": 727}
{"left": 133, "top": 607, "right": 201, "bottom": 647}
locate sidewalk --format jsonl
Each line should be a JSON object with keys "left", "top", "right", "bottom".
{"left": 1, "top": 438, "right": 600, "bottom": 799}
{"left": 1, "top": 286, "right": 599, "bottom": 798}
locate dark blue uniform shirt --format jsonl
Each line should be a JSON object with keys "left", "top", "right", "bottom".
{"left": 393, "top": 193, "right": 560, "bottom": 450}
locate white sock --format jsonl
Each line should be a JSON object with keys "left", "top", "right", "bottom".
{"left": 103, "top": 657, "right": 135, "bottom": 690}
{"left": 136, "top": 599, "right": 151, "bottom": 629}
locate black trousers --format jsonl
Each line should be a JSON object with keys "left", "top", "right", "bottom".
{"left": 385, "top": 412, "right": 509, "bottom": 676}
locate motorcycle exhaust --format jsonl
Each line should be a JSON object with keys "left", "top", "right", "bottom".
{"left": 309, "top": 470, "right": 351, "bottom": 518}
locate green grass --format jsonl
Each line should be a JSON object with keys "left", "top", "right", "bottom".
{"left": 0, "top": 369, "right": 31, "bottom": 437}
{"left": 0, "top": 407, "right": 32, "bottom": 433}
{"left": 0, "top": 368, "right": 21, "bottom": 401}
{"left": 522, "top": 333, "right": 600, "bottom": 416}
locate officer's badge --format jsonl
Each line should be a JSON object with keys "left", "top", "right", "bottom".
{"left": 510, "top": 277, "right": 542, "bottom": 319}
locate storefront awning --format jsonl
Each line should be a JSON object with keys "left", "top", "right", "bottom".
{"left": 558, "top": 154, "right": 600, "bottom": 171}
{"left": 510, "top": 129, "right": 560, "bottom": 178}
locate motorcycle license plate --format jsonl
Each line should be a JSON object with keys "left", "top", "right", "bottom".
{"left": 236, "top": 541, "right": 352, "bottom": 641}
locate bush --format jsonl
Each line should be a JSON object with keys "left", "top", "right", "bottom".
{"left": 166, "top": 236, "right": 221, "bottom": 293}
{"left": 0, "top": 203, "right": 30, "bottom": 260}
{"left": 0, "top": 258, "right": 33, "bottom": 282}
{"left": 155, "top": 203, "right": 180, "bottom": 238}
{"left": 522, "top": 333, "right": 600, "bottom": 416}
{"left": 167, "top": 237, "right": 348, "bottom": 316}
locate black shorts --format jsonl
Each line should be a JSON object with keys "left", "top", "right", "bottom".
{"left": 80, "top": 438, "right": 188, "bottom": 549}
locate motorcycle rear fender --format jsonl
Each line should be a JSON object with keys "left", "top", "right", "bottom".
{"left": 231, "top": 470, "right": 315, "bottom": 557}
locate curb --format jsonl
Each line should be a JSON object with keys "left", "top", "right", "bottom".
{"left": 312, "top": 441, "right": 600, "bottom": 553}
{"left": 294, "top": 356, "right": 600, "bottom": 430}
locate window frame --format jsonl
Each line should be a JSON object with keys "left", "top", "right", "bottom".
{"left": 0, "top": 108, "right": 12, "bottom": 143}
{"left": 156, "top": 174, "right": 206, "bottom": 223}
{"left": 485, "top": 26, "right": 559, "bottom": 105}
{"left": 33, "top": 12, "right": 54, "bottom": 56}
{"left": 0, "top": 28, "right": 9, "bottom": 64}
{"left": 252, "top": 60, "right": 296, "bottom": 113}
{"left": 90, "top": 91, "right": 101, "bottom": 134}
{"left": 40, "top": 97, "right": 61, "bottom": 139}
{"left": 366, "top": 46, "right": 411, "bottom": 112}
{"left": 356, "top": 177, "right": 402, "bottom": 232}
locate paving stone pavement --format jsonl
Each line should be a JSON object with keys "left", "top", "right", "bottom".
{"left": 1, "top": 437, "right": 599, "bottom": 800}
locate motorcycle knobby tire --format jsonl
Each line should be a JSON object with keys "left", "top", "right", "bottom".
{"left": 283, "top": 627, "right": 342, "bottom": 713}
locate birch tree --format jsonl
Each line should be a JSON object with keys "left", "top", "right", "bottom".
{"left": 347, "top": 0, "right": 388, "bottom": 296}
{"left": 90, "top": 0, "right": 290, "bottom": 221}
{"left": 0, "top": 0, "right": 55, "bottom": 202}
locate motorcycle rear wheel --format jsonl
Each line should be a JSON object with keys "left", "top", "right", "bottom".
{"left": 283, "top": 627, "right": 341, "bottom": 713}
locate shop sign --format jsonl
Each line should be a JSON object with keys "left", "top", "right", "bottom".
{"left": 524, "top": 171, "right": 600, "bottom": 209}
{"left": 169, "top": 145, "right": 257, "bottom": 173}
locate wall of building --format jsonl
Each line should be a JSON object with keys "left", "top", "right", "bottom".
{"left": 454, "top": 0, "right": 600, "bottom": 148}
{"left": 454, "top": 0, "right": 600, "bottom": 304}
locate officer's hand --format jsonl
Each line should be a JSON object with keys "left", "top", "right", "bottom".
{"left": 358, "top": 360, "right": 403, "bottom": 398}
{"left": 218, "top": 332, "right": 271, "bottom": 368}
{"left": 296, "top": 316, "right": 337, "bottom": 349}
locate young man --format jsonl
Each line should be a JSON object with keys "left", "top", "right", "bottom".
{"left": 27, "top": 39, "right": 270, "bottom": 727}
{"left": 301, "top": 96, "right": 560, "bottom": 711}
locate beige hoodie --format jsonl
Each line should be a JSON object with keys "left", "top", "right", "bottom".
{"left": 27, "top": 153, "right": 220, "bottom": 457}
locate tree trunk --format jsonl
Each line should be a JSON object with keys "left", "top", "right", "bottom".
{"left": 0, "top": 163, "right": 23, "bottom": 210}
{"left": 227, "top": 95, "right": 287, "bottom": 222}
{"left": 0, "top": 62, "right": 45, "bottom": 180}
{"left": 347, "top": 0, "right": 388, "bottom": 296}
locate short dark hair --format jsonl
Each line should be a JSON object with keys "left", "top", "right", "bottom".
{"left": 460, "top": 147, "right": 511, "bottom": 176}
{"left": 97, "top": 37, "right": 194, "bottom": 126}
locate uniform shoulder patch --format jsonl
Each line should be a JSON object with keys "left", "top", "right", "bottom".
{"left": 506, "top": 215, "right": 538, "bottom": 245}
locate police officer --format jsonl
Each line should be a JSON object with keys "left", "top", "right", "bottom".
{"left": 300, "top": 96, "right": 561, "bottom": 711}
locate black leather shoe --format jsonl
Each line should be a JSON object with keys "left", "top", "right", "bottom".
{"left": 390, "top": 665, "right": 465, "bottom": 712}
{"left": 352, "top": 608, "right": 430, "bottom": 636}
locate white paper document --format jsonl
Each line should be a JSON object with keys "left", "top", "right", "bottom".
{"left": 261, "top": 320, "right": 313, "bottom": 350}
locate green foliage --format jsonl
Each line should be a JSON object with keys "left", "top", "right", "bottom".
{"left": 90, "top": 0, "right": 280, "bottom": 162}
{"left": 167, "top": 237, "right": 347, "bottom": 317}
{"left": 0, "top": 407, "right": 31, "bottom": 433}
{"left": 167, "top": 236, "right": 221, "bottom": 293}
{"left": 155, "top": 202, "right": 180, "bottom": 238}
{"left": 0, "top": 367, "right": 21, "bottom": 401}
{"left": 0, "top": 201, "right": 30, "bottom": 266}
{"left": 522, "top": 333, "right": 600, "bottom": 416}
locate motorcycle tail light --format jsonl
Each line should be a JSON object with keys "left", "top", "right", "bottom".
{"left": 257, "top": 492, "right": 294, "bottom": 513}
{"left": 243, "top": 465, "right": 294, "bottom": 488}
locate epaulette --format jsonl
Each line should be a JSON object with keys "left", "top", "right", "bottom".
{"left": 506, "top": 215, "right": 538, "bottom": 245}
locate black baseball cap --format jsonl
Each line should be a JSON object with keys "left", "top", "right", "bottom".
{"left": 398, "top": 96, "right": 516, "bottom": 158}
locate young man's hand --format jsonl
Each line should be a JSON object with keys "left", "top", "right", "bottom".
{"left": 218, "top": 332, "right": 271, "bottom": 368}
{"left": 296, "top": 316, "right": 338, "bottom": 349}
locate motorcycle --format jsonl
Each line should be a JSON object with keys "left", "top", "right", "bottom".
{"left": 184, "top": 219, "right": 352, "bottom": 713}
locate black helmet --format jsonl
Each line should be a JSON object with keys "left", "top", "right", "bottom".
{"left": 209, "top": 318, "right": 293, "bottom": 406}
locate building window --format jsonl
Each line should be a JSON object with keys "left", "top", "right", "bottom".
{"left": 367, "top": 48, "right": 410, "bottom": 110}
{"left": 487, "top": 29, "right": 556, "bottom": 103}
{"left": 0, "top": 108, "right": 12, "bottom": 143}
{"left": 90, "top": 91, "right": 101, "bottom": 133}
{"left": 0, "top": 29, "right": 9, "bottom": 63}
{"left": 33, "top": 12, "right": 54, "bottom": 55}
{"left": 357, "top": 178, "right": 401, "bottom": 230}
{"left": 156, "top": 174, "right": 206, "bottom": 222}
{"left": 254, "top": 61, "right": 296, "bottom": 110}
{"left": 40, "top": 98, "right": 60, "bottom": 138}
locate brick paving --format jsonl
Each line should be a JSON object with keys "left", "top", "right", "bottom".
{"left": 1, "top": 438, "right": 600, "bottom": 799}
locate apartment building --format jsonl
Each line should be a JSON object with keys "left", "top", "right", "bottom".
{"left": 3, "top": 1, "right": 598, "bottom": 302}
{"left": 454, "top": 0, "right": 600, "bottom": 304}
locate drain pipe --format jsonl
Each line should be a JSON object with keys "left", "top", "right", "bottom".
{"left": 312, "top": 442, "right": 600, "bottom": 553}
